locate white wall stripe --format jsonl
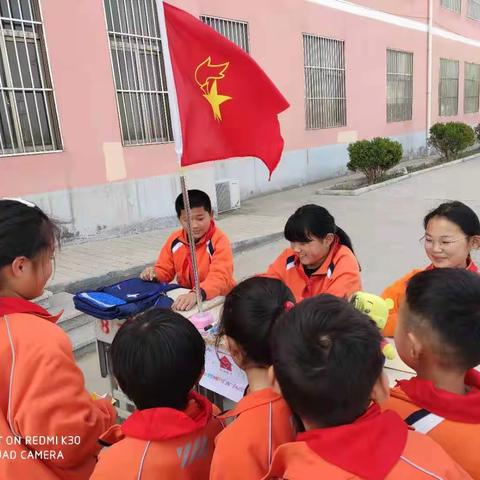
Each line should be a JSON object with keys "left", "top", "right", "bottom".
{"left": 306, "top": 0, "right": 480, "bottom": 48}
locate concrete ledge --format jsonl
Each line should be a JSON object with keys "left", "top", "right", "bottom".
{"left": 317, "top": 153, "right": 480, "bottom": 197}
{"left": 50, "top": 231, "right": 283, "bottom": 294}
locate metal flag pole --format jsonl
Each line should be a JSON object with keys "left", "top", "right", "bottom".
{"left": 156, "top": 0, "right": 204, "bottom": 312}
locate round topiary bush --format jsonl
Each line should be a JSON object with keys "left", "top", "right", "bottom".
{"left": 428, "top": 122, "right": 476, "bottom": 161}
{"left": 347, "top": 137, "right": 403, "bottom": 185}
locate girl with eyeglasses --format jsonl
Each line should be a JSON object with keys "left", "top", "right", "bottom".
{"left": 382, "top": 201, "right": 480, "bottom": 336}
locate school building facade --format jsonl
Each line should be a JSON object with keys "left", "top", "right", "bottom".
{"left": 1, "top": 0, "right": 479, "bottom": 236}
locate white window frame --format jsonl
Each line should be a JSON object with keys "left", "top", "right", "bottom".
{"left": 441, "top": 0, "right": 462, "bottom": 13}
{"left": 439, "top": 58, "right": 459, "bottom": 117}
{"left": 200, "top": 15, "right": 249, "bottom": 53}
{"left": 464, "top": 62, "right": 480, "bottom": 114}
{"left": 467, "top": 0, "right": 480, "bottom": 20}
{"left": 0, "top": 0, "right": 62, "bottom": 157}
{"left": 103, "top": 0, "right": 173, "bottom": 146}
{"left": 303, "top": 34, "right": 347, "bottom": 130}
{"left": 387, "top": 49, "right": 413, "bottom": 123}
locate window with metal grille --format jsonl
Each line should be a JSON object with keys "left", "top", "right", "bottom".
{"left": 464, "top": 62, "right": 480, "bottom": 114}
{"left": 0, "top": 0, "right": 61, "bottom": 156}
{"left": 439, "top": 58, "right": 459, "bottom": 116}
{"left": 387, "top": 49, "right": 413, "bottom": 123}
{"left": 200, "top": 16, "right": 249, "bottom": 53}
{"left": 441, "top": 0, "right": 461, "bottom": 13}
{"left": 103, "top": 0, "right": 173, "bottom": 146}
{"left": 303, "top": 34, "right": 346, "bottom": 130}
{"left": 468, "top": 0, "right": 480, "bottom": 20}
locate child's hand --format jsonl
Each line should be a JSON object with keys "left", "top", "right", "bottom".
{"left": 140, "top": 266, "right": 156, "bottom": 281}
{"left": 173, "top": 292, "right": 197, "bottom": 311}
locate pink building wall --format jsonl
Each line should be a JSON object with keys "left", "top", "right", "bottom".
{"left": 1, "top": 0, "right": 479, "bottom": 235}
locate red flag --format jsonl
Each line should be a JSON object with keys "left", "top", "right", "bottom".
{"left": 163, "top": 2, "right": 289, "bottom": 176}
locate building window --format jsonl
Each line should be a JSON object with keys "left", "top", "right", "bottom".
{"left": 441, "top": 0, "right": 461, "bottom": 13}
{"left": 303, "top": 34, "right": 346, "bottom": 130}
{"left": 200, "top": 16, "right": 249, "bottom": 53}
{"left": 387, "top": 49, "right": 413, "bottom": 123}
{"left": 103, "top": 0, "right": 173, "bottom": 146}
{"left": 464, "top": 62, "right": 480, "bottom": 114}
{"left": 439, "top": 58, "right": 459, "bottom": 116}
{"left": 468, "top": 0, "right": 480, "bottom": 20}
{"left": 0, "top": 0, "right": 61, "bottom": 156}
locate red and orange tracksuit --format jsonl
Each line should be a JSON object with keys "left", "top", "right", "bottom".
{"left": 154, "top": 221, "right": 235, "bottom": 300}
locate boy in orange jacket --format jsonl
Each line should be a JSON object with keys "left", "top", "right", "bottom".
{"left": 382, "top": 268, "right": 480, "bottom": 479}
{"left": 264, "top": 295, "right": 471, "bottom": 480}
{"left": 141, "top": 190, "right": 235, "bottom": 311}
{"left": 91, "top": 309, "right": 223, "bottom": 480}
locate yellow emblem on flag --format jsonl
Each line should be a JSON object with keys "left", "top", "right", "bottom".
{"left": 195, "top": 57, "right": 232, "bottom": 121}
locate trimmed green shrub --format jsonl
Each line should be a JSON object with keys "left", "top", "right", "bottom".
{"left": 428, "top": 122, "right": 475, "bottom": 161}
{"left": 347, "top": 137, "right": 403, "bottom": 185}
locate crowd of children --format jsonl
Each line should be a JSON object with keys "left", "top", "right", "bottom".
{"left": 0, "top": 191, "right": 479, "bottom": 479}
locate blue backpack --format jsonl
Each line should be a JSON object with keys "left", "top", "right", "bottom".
{"left": 73, "top": 278, "right": 180, "bottom": 320}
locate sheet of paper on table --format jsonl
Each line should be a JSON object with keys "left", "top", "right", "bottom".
{"left": 383, "top": 338, "right": 415, "bottom": 387}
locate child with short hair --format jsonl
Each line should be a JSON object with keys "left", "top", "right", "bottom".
{"left": 209, "top": 277, "right": 296, "bottom": 480}
{"left": 0, "top": 199, "right": 116, "bottom": 480}
{"left": 383, "top": 268, "right": 480, "bottom": 478}
{"left": 141, "top": 189, "right": 235, "bottom": 311}
{"left": 91, "top": 309, "right": 223, "bottom": 480}
{"left": 265, "top": 295, "right": 471, "bottom": 479}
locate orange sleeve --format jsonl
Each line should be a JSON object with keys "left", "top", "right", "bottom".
{"left": 13, "top": 330, "right": 116, "bottom": 470}
{"left": 200, "top": 231, "right": 234, "bottom": 299}
{"left": 381, "top": 269, "right": 419, "bottom": 337}
{"left": 154, "top": 233, "right": 177, "bottom": 283}
{"left": 263, "top": 250, "right": 288, "bottom": 281}
{"left": 324, "top": 253, "right": 361, "bottom": 299}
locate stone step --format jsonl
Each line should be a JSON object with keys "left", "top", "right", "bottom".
{"left": 47, "top": 291, "right": 97, "bottom": 359}
{"left": 33, "top": 290, "right": 53, "bottom": 309}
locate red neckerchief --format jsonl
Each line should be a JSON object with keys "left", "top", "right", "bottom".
{"left": 181, "top": 220, "right": 216, "bottom": 288}
{"left": 425, "top": 259, "right": 478, "bottom": 273}
{"left": 0, "top": 297, "right": 61, "bottom": 323}
{"left": 397, "top": 370, "right": 480, "bottom": 423}
{"left": 298, "top": 404, "right": 408, "bottom": 480}
{"left": 121, "top": 391, "right": 213, "bottom": 441}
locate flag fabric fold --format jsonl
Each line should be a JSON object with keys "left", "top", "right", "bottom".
{"left": 163, "top": 2, "right": 289, "bottom": 176}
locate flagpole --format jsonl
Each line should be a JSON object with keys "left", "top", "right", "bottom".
{"left": 156, "top": 0, "right": 204, "bottom": 313}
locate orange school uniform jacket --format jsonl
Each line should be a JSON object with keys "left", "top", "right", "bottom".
{"left": 381, "top": 260, "right": 478, "bottom": 337}
{"left": 263, "top": 404, "right": 471, "bottom": 480}
{"left": 91, "top": 392, "right": 223, "bottom": 480}
{"left": 210, "top": 387, "right": 295, "bottom": 480}
{"left": 382, "top": 370, "right": 480, "bottom": 479}
{"left": 264, "top": 240, "right": 361, "bottom": 302}
{"left": 154, "top": 221, "right": 235, "bottom": 300}
{"left": 0, "top": 298, "right": 117, "bottom": 480}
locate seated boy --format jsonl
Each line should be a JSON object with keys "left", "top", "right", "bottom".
{"left": 382, "top": 268, "right": 480, "bottom": 479}
{"left": 141, "top": 189, "right": 235, "bottom": 311}
{"left": 90, "top": 309, "right": 223, "bottom": 480}
{"left": 264, "top": 295, "right": 471, "bottom": 479}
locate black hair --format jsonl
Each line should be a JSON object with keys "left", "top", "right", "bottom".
{"left": 423, "top": 201, "right": 480, "bottom": 237}
{"left": 217, "top": 277, "right": 295, "bottom": 367}
{"left": 284, "top": 204, "right": 355, "bottom": 254}
{"left": 175, "top": 190, "right": 212, "bottom": 217}
{"left": 0, "top": 199, "right": 60, "bottom": 269}
{"left": 405, "top": 268, "right": 480, "bottom": 370}
{"left": 271, "top": 295, "right": 384, "bottom": 427}
{"left": 110, "top": 308, "right": 206, "bottom": 410}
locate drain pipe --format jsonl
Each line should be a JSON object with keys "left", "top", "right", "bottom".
{"left": 426, "top": 0, "right": 433, "bottom": 153}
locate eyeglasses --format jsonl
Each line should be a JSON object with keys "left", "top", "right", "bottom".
{"left": 420, "top": 235, "right": 468, "bottom": 249}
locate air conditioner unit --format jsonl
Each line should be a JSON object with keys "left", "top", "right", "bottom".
{"left": 215, "top": 179, "right": 241, "bottom": 214}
